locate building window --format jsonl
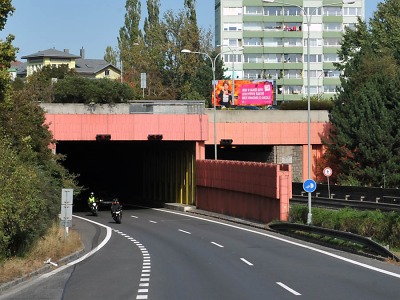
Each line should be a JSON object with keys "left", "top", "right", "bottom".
{"left": 324, "top": 38, "right": 341, "bottom": 47}
{"left": 304, "top": 55, "right": 322, "bottom": 63}
{"left": 223, "top": 23, "right": 243, "bottom": 31}
{"left": 243, "top": 38, "right": 262, "bottom": 46}
{"left": 244, "top": 54, "right": 263, "bottom": 63}
{"left": 243, "top": 70, "right": 263, "bottom": 79}
{"left": 264, "top": 22, "right": 283, "bottom": 31}
{"left": 263, "top": 6, "right": 282, "bottom": 16}
{"left": 223, "top": 7, "right": 242, "bottom": 16}
{"left": 284, "top": 70, "right": 302, "bottom": 79}
{"left": 243, "top": 22, "right": 263, "bottom": 31}
{"left": 244, "top": 6, "right": 262, "bottom": 15}
{"left": 324, "top": 7, "right": 342, "bottom": 16}
{"left": 305, "top": 7, "right": 322, "bottom": 16}
{"left": 343, "top": 7, "right": 361, "bottom": 16}
{"left": 224, "top": 53, "right": 242, "bottom": 64}
{"left": 264, "top": 53, "right": 283, "bottom": 63}
{"left": 324, "top": 23, "right": 342, "bottom": 31}
{"left": 264, "top": 37, "right": 283, "bottom": 47}
{"left": 304, "top": 38, "right": 323, "bottom": 47}
{"left": 324, "top": 85, "right": 338, "bottom": 93}
{"left": 284, "top": 6, "right": 302, "bottom": 16}
{"left": 284, "top": 38, "right": 302, "bottom": 47}
{"left": 323, "top": 53, "right": 339, "bottom": 62}
{"left": 105, "top": 70, "right": 110, "bottom": 76}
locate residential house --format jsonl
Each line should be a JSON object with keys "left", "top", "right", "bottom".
{"left": 19, "top": 47, "right": 121, "bottom": 80}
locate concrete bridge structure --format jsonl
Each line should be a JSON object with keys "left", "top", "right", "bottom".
{"left": 42, "top": 101, "right": 330, "bottom": 222}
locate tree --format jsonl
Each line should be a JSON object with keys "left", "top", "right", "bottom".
{"left": 118, "top": 0, "right": 143, "bottom": 92}
{"left": 143, "top": 0, "right": 168, "bottom": 98}
{"left": 104, "top": 46, "right": 118, "bottom": 66}
{"left": 0, "top": 0, "right": 17, "bottom": 102}
{"left": 323, "top": 0, "right": 400, "bottom": 187}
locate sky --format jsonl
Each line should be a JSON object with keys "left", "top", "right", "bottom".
{"left": 2, "top": 0, "right": 382, "bottom": 61}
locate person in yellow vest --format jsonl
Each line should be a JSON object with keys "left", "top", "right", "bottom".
{"left": 88, "top": 192, "right": 95, "bottom": 208}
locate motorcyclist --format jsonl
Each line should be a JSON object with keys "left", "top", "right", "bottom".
{"left": 110, "top": 198, "right": 122, "bottom": 215}
{"left": 88, "top": 192, "right": 95, "bottom": 208}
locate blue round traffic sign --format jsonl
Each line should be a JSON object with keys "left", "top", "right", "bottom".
{"left": 303, "top": 179, "right": 317, "bottom": 193}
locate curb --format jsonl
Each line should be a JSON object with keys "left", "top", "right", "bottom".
{"left": 0, "top": 249, "right": 85, "bottom": 295}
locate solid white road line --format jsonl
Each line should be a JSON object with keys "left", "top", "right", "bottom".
{"left": 154, "top": 208, "right": 400, "bottom": 279}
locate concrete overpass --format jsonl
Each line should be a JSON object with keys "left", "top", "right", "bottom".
{"left": 41, "top": 101, "right": 329, "bottom": 207}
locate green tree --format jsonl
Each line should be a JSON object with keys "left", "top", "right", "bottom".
{"left": 143, "top": 0, "right": 168, "bottom": 98}
{"left": 118, "top": 0, "right": 142, "bottom": 91}
{"left": 0, "top": 0, "right": 17, "bottom": 102}
{"left": 324, "top": 0, "right": 400, "bottom": 187}
{"left": 104, "top": 46, "right": 118, "bottom": 66}
{"left": 52, "top": 77, "right": 136, "bottom": 104}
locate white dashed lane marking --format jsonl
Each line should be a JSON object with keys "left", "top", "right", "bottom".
{"left": 112, "top": 229, "right": 151, "bottom": 300}
{"left": 211, "top": 242, "right": 224, "bottom": 248}
{"left": 178, "top": 229, "right": 191, "bottom": 234}
{"left": 240, "top": 258, "right": 254, "bottom": 266}
{"left": 277, "top": 282, "right": 301, "bottom": 296}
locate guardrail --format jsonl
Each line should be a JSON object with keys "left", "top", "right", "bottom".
{"left": 268, "top": 222, "right": 399, "bottom": 262}
{"left": 291, "top": 194, "right": 400, "bottom": 212}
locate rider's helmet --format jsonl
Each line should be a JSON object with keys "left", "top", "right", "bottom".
{"left": 90, "top": 192, "right": 94, "bottom": 196}
{"left": 112, "top": 198, "right": 119, "bottom": 204}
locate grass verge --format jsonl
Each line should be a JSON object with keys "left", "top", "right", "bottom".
{"left": 0, "top": 223, "right": 83, "bottom": 284}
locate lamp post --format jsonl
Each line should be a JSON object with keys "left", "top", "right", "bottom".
{"left": 181, "top": 49, "right": 228, "bottom": 160}
{"left": 217, "top": 45, "right": 244, "bottom": 106}
{"left": 263, "top": 0, "right": 355, "bottom": 225}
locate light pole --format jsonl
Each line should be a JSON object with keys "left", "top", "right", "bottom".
{"left": 217, "top": 45, "right": 244, "bottom": 106}
{"left": 263, "top": 0, "right": 355, "bottom": 225}
{"left": 181, "top": 49, "right": 228, "bottom": 160}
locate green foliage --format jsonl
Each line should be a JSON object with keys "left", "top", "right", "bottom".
{"left": 279, "top": 99, "right": 333, "bottom": 110}
{"left": 0, "top": 0, "right": 17, "bottom": 101}
{"left": 104, "top": 46, "right": 118, "bottom": 66}
{"left": 325, "top": 1, "right": 400, "bottom": 187}
{"left": 289, "top": 205, "right": 400, "bottom": 249}
{"left": 52, "top": 77, "right": 135, "bottom": 104}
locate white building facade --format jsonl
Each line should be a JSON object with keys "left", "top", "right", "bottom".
{"left": 215, "top": 0, "right": 365, "bottom": 103}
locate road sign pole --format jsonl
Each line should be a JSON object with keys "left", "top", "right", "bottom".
{"left": 323, "top": 167, "right": 333, "bottom": 199}
{"left": 327, "top": 176, "right": 330, "bottom": 199}
{"left": 303, "top": 179, "right": 317, "bottom": 225}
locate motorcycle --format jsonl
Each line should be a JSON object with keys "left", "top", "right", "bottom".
{"left": 111, "top": 207, "right": 122, "bottom": 224}
{"left": 90, "top": 202, "right": 98, "bottom": 216}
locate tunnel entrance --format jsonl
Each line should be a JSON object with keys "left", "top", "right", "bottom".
{"left": 56, "top": 141, "right": 196, "bottom": 208}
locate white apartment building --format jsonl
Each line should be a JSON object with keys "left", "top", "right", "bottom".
{"left": 215, "top": 0, "right": 365, "bottom": 103}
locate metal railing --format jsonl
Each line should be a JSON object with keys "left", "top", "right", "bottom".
{"left": 128, "top": 100, "right": 205, "bottom": 115}
{"left": 269, "top": 222, "right": 399, "bottom": 262}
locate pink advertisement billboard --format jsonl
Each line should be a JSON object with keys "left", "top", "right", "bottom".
{"left": 212, "top": 80, "right": 274, "bottom": 107}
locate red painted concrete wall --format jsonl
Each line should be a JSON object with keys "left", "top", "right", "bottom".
{"left": 196, "top": 160, "right": 292, "bottom": 223}
{"left": 45, "top": 114, "right": 209, "bottom": 141}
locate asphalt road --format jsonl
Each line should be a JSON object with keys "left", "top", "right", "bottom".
{"left": 1, "top": 207, "right": 400, "bottom": 299}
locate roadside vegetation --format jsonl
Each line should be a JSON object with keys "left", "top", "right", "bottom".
{"left": 289, "top": 204, "right": 400, "bottom": 255}
{"left": 0, "top": 223, "right": 82, "bottom": 284}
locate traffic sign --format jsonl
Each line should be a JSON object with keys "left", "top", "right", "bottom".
{"left": 303, "top": 179, "right": 317, "bottom": 193}
{"left": 323, "top": 167, "right": 332, "bottom": 177}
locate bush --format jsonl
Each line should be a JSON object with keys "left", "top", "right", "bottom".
{"left": 289, "top": 205, "right": 400, "bottom": 249}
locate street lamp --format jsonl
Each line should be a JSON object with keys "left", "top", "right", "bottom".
{"left": 263, "top": 0, "right": 355, "bottom": 225}
{"left": 181, "top": 48, "right": 229, "bottom": 160}
{"left": 217, "top": 45, "right": 244, "bottom": 105}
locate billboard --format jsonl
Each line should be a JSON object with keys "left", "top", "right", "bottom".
{"left": 212, "top": 79, "right": 274, "bottom": 107}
